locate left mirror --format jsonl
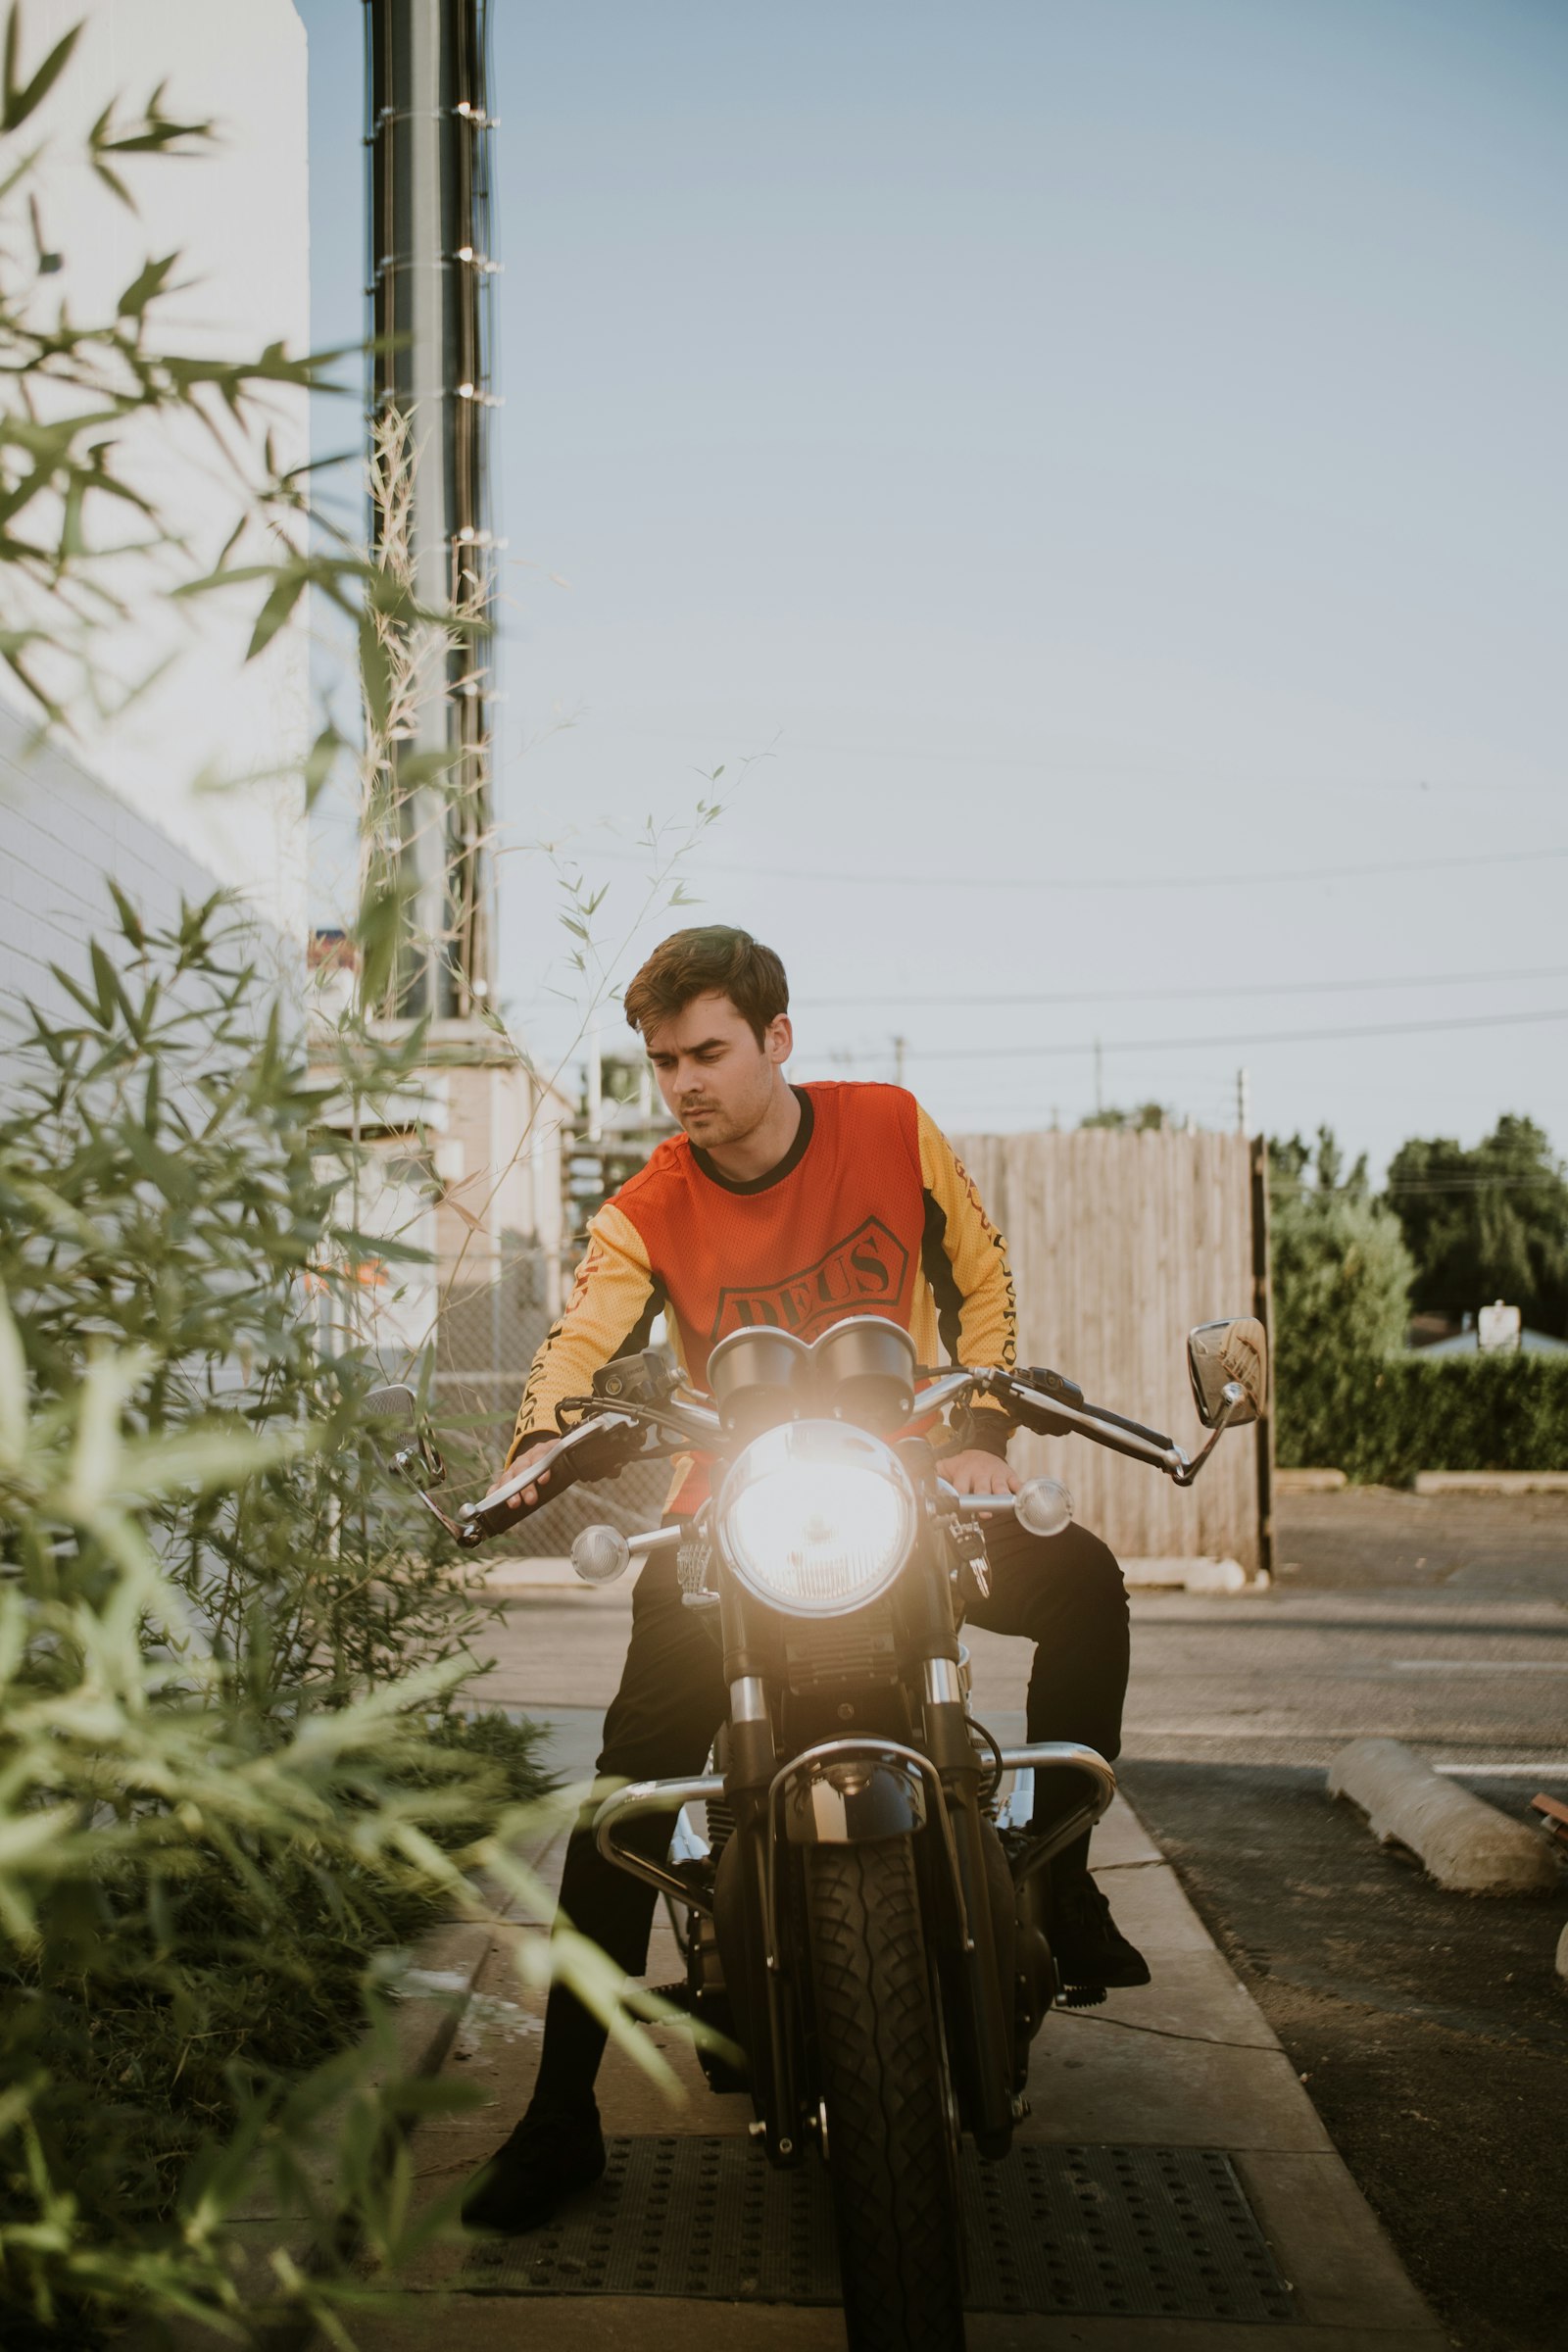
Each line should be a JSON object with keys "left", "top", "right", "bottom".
{"left": 363, "top": 1384, "right": 445, "bottom": 1486}
{"left": 1187, "top": 1317, "right": 1268, "bottom": 1429}
{"left": 364, "top": 1382, "right": 416, "bottom": 1424}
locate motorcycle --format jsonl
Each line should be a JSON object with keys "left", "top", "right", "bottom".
{"left": 369, "top": 1311, "right": 1267, "bottom": 2352}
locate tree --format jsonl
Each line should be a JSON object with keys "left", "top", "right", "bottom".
{"left": 1080, "top": 1102, "right": 1178, "bottom": 1132}
{"left": 1384, "top": 1116, "right": 1568, "bottom": 1337}
{"left": 1268, "top": 1130, "right": 1414, "bottom": 1469}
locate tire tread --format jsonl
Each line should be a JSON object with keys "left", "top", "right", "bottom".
{"left": 806, "top": 1838, "right": 964, "bottom": 2351}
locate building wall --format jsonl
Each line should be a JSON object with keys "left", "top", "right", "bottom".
{"left": 12, "top": 0, "right": 312, "bottom": 942}
{"left": 0, "top": 712, "right": 244, "bottom": 1031}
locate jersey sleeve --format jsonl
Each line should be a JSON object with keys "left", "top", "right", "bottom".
{"left": 916, "top": 1102, "right": 1017, "bottom": 1454}
{"left": 506, "top": 1200, "right": 662, "bottom": 1465}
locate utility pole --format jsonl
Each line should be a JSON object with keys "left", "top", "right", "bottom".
{"left": 365, "top": 0, "right": 498, "bottom": 1020}
{"left": 1093, "top": 1036, "right": 1103, "bottom": 1117}
{"left": 1237, "top": 1065, "right": 1251, "bottom": 1135}
{"left": 893, "top": 1034, "right": 906, "bottom": 1088}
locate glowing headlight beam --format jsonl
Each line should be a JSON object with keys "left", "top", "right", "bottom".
{"left": 715, "top": 1421, "right": 917, "bottom": 1619}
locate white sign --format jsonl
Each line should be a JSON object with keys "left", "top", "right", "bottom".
{"left": 1477, "top": 1300, "right": 1521, "bottom": 1353}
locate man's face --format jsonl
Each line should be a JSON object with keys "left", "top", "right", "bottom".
{"left": 642, "top": 991, "right": 791, "bottom": 1148}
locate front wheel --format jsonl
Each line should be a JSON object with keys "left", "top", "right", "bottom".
{"left": 804, "top": 1838, "right": 965, "bottom": 2352}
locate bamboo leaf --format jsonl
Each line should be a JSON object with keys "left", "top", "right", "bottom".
{"left": 2, "top": 14, "right": 79, "bottom": 132}
{"left": 0, "top": 1279, "right": 26, "bottom": 1462}
{"left": 245, "top": 566, "right": 306, "bottom": 660}
{"left": 115, "top": 1419, "right": 314, "bottom": 1502}
{"left": 59, "top": 1348, "right": 151, "bottom": 1519}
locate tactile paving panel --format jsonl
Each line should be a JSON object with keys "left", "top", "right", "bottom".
{"left": 464, "top": 2135, "right": 1297, "bottom": 2322}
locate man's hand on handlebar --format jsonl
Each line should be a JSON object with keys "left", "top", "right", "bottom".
{"left": 503, "top": 1436, "right": 557, "bottom": 1511}
{"left": 944, "top": 1449, "right": 1021, "bottom": 1498}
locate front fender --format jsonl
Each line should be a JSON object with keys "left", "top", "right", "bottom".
{"left": 780, "top": 1750, "right": 928, "bottom": 1845}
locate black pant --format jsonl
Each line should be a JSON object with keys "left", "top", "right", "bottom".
{"left": 530, "top": 1519, "right": 1129, "bottom": 2112}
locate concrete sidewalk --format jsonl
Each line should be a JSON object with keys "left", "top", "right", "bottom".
{"left": 339, "top": 1616, "right": 1447, "bottom": 2351}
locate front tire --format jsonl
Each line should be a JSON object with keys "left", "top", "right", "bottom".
{"left": 804, "top": 1838, "right": 965, "bottom": 2351}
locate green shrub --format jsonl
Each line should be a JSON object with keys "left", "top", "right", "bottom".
{"left": 1270, "top": 1130, "right": 1568, "bottom": 1481}
{"left": 0, "top": 902, "right": 565, "bottom": 2344}
{"left": 1269, "top": 1150, "right": 1415, "bottom": 1474}
{"left": 1277, "top": 1352, "right": 1568, "bottom": 1485}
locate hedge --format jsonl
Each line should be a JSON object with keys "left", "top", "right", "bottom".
{"left": 1276, "top": 1352, "right": 1568, "bottom": 1486}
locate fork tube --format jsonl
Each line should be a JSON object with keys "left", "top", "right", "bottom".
{"left": 906, "top": 1544, "right": 1016, "bottom": 2150}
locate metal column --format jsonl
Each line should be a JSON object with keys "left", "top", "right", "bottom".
{"left": 365, "top": 0, "right": 497, "bottom": 1019}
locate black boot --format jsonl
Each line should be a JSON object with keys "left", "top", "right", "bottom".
{"left": 1048, "top": 1870, "right": 1151, "bottom": 1990}
{"left": 461, "top": 2101, "right": 607, "bottom": 2234}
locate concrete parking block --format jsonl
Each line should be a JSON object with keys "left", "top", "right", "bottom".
{"left": 1329, "top": 1735, "right": 1559, "bottom": 1892}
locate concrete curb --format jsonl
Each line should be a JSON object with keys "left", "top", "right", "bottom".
{"left": 1327, "top": 1737, "right": 1561, "bottom": 1895}
{"left": 1276, "top": 1468, "right": 1348, "bottom": 1494}
{"left": 1412, "top": 1470, "right": 1568, "bottom": 1495}
{"left": 163, "top": 1915, "right": 498, "bottom": 2351}
{"left": 484, "top": 1556, "right": 580, "bottom": 1591}
{"left": 497, "top": 1556, "right": 1273, "bottom": 1597}
{"left": 1124, "top": 1555, "right": 1259, "bottom": 1594}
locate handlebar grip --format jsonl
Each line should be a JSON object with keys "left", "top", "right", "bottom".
{"left": 1004, "top": 1365, "right": 1084, "bottom": 1440}
{"left": 459, "top": 1412, "right": 644, "bottom": 1545}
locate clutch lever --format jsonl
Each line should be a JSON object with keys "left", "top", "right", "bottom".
{"left": 457, "top": 1408, "right": 646, "bottom": 1546}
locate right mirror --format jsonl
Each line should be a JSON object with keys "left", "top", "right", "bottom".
{"left": 1187, "top": 1317, "right": 1269, "bottom": 1429}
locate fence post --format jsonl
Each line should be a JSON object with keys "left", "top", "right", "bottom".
{"left": 1250, "top": 1132, "right": 1276, "bottom": 1581}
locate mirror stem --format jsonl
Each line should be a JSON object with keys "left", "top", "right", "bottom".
{"left": 1168, "top": 1383, "right": 1246, "bottom": 1488}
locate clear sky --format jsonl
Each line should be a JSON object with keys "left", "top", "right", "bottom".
{"left": 298, "top": 0, "right": 1566, "bottom": 1169}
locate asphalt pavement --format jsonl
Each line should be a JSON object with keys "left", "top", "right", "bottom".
{"left": 1119, "top": 1492, "right": 1568, "bottom": 2352}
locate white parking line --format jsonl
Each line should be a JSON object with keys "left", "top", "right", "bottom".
{"left": 1434, "top": 1760, "right": 1568, "bottom": 1777}
{"left": 1391, "top": 1658, "right": 1568, "bottom": 1673}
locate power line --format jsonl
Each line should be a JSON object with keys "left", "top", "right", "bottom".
{"left": 850, "top": 1004, "right": 1568, "bottom": 1065}
{"left": 580, "top": 841, "right": 1568, "bottom": 897}
{"left": 793, "top": 962, "right": 1568, "bottom": 1012}
{"left": 591, "top": 722, "right": 1558, "bottom": 799}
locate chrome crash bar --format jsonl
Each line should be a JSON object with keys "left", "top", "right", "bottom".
{"left": 593, "top": 1773, "right": 726, "bottom": 1916}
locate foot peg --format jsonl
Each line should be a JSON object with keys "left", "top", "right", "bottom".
{"left": 1056, "top": 1983, "right": 1107, "bottom": 2008}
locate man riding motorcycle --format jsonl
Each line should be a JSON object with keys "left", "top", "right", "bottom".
{"left": 462, "top": 924, "right": 1148, "bottom": 2234}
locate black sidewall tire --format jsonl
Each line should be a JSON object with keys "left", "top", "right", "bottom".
{"left": 805, "top": 1837, "right": 966, "bottom": 2352}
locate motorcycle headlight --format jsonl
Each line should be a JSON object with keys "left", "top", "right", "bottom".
{"left": 714, "top": 1420, "right": 917, "bottom": 1618}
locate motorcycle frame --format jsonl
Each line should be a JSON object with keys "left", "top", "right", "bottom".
{"left": 592, "top": 1513, "right": 1118, "bottom": 2169}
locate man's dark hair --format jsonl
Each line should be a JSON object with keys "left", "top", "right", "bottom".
{"left": 623, "top": 925, "right": 789, "bottom": 1048}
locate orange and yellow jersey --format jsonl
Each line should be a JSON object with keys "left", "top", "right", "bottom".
{"left": 508, "top": 1081, "right": 1017, "bottom": 1508}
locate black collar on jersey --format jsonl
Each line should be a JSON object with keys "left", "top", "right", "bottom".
{"left": 691, "top": 1085, "right": 814, "bottom": 1196}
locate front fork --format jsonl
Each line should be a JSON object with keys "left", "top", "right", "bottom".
{"left": 591, "top": 1589, "right": 1113, "bottom": 2169}
{"left": 919, "top": 1652, "right": 1019, "bottom": 2153}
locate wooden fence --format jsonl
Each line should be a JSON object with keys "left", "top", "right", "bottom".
{"left": 953, "top": 1129, "right": 1271, "bottom": 1573}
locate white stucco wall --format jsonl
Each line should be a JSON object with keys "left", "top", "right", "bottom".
{"left": 0, "top": 707, "right": 291, "bottom": 1033}
{"left": 9, "top": 0, "right": 313, "bottom": 941}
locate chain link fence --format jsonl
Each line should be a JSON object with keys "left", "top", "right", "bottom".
{"left": 431, "top": 1236, "right": 670, "bottom": 1555}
